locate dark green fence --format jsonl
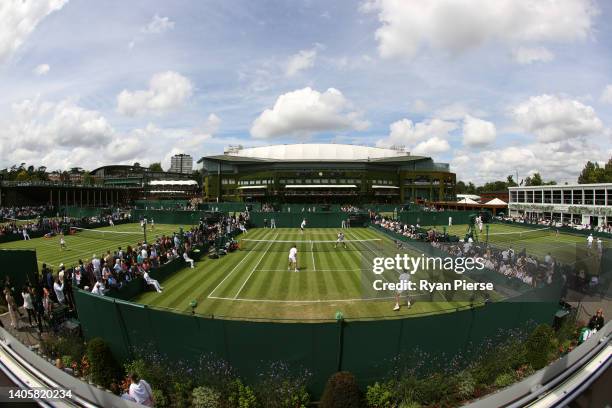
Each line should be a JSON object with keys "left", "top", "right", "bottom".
{"left": 199, "top": 202, "right": 260, "bottom": 212}
{"left": 74, "top": 288, "right": 557, "bottom": 397}
{"left": 131, "top": 209, "right": 208, "bottom": 225}
{"left": 398, "top": 210, "right": 476, "bottom": 226}
{"left": 134, "top": 200, "right": 189, "bottom": 209}
{"left": 0, "top": 250, "right": 39, "bottom": 304}
{"left": 62, "top": 206, "right": 104, "bottom": 218}
{"left": 248, "top": 212, "right": 360, "bottom": 228}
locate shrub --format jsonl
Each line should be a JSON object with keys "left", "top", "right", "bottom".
{"left": 169, "top": 379, "right": 193, "bottom": 408}
{"left": 413, "top": 373, "right": 457, "bottom": 405}
{"left": 320, "top": 371, "right": 363, "bottom": 408}
{"left": 152, "top": 389, "right": 168, "bottom": 408}
{"left": 366, "top": 381, "right": 394, "bottom": 407}
{"left": 398, "top": 401, "right": 421, "bottom": 408}
{"left": 124, "top": 358, "right": 169, "bottom": 396}
{"left": 525, "top": 324, "right": 556, "bottom": 370}
{"left": 85, "top": 338, "right": 120, "bottom": 389}
{"left": 456, "top": 372, "right": 476, "bottom": 400}
{"left": 255, "top": 362, "right": 311, "bottom": 408}
{"left": 192, "top": 386, "right": 221, "bottom": 408}
{"left": 61, "top": 355, "right": 73, "bottom": 368}
{"left": 228, "top": 379, "right": 258, "bottom": 408}
{"left": 493, "top": 373, "right": 515, "bottom": 388}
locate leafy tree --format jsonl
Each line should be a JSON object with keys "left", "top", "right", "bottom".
{"left": 149, "top": 162, "right": 164, "bottom": 172}
{"left": 15, "top": 170, "right": 30, "bottom": 181}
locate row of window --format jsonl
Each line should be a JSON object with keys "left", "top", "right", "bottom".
{"left": 510, "top": 189, "right": 611, "bottom": 205}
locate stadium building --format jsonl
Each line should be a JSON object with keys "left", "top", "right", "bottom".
{"left": 508, "top": 183, "right": 612, "bottom": 227}
{"left": 198, "top": 143, "right": 455, "bottom": 203}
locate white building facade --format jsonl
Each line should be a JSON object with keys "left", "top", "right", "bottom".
{"left": 169, "top": 154, "right": 193, "bottom": 174}
{"left": 508, "top": 183, "right": 612, "bottom": 227}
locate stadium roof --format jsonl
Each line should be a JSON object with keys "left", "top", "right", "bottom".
{"left": 198, "top": 143, "right": 429, "bottom": 163}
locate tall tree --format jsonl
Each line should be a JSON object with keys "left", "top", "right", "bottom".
{"left": 149, "top": 162, "right": 163, "bottom": 172}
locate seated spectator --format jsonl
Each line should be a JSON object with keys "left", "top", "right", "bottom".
{"left": 183, "top": 251, "right": 195, "bottom": 268}
{"left": 143, "top": 271, "right": 163, "bottom": 293}
{"left": 127, "top": 372, "right": 154, "bottom": 406}
{"left": 588, "top": 309, "right": 604, "bottom": 331}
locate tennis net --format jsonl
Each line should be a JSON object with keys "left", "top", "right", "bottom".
{"left": 487, "top": 227, "right": 551, "bottom": 243}
{"left": 70, "top": 227, "right": 144, "bottom": 242}
{"left": 239, "top": 238, "right": 382, "bottom": 252}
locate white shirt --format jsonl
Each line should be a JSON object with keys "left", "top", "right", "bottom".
{"left": 289, "top": 247, "right": 298, "bottom": 259}
{"left": 91, "top": 282, "right": 105, "bottom": 295}
{"left": 53, "top": 282, "right": 65, "bottom": 303}
{"left": 301, "top": 220, "right": 306, "bottom": 228}
{"left": 92, "top": 258, "right": 101, "bottom": 271}
{"left": 129, "top": 380, "right": 154, "bottom": 406}
{"left": 22, "top": 292, "right": 33, "bottom": 309}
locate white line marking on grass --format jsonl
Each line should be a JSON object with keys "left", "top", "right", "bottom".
{"left": 233, "top": 233, "right": 279, "bottom": 299}
{"left": 310, "top": 240, "right": 316, "bottom": 272}
{"left": 208, "top": 295, "right": 399, "bottom": 303}
{"left": 256, "top": 268, "right": 363, "bottom": 272}
{"left": 207, "top": 234, "right": 269, "bottom": 298}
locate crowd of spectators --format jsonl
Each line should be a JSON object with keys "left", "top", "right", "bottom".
{"left": 0, "top": 209, "right": 131, "bottom": 240}
{"left": 0, "top": 205, "right": 53, "bottom": 220}
{"left": 502, "top": 215, "right": 612, "bottom": 235}
{"left": 373, "top": 215, "right": 585, "bottom": 289}
{"left": 340, "top": 204, "right": 361, "bottom": 213}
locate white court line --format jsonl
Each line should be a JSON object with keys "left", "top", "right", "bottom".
{"left": 233, "top": 232, "right": 279, "bottom": 299}
{"left": 310, "top": 240, "right": 316, "bottom": 272}
{"left": 206, "top": 232, "right": 269, "bottom": 298}
{"left": 208, "top": 293, "right": 430, "bottom": 303}
{"left": 209, "top": 295, "right": 398, "bottom": 303}
{"left": 256, "top": 268, "right": 363, "bottom": 272}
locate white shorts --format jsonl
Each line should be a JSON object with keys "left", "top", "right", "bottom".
{"left": 289, "top": 256, "right": 297, "bottom": 263}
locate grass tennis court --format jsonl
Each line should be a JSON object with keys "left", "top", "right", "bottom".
{"left": 0, "top": 223, "right": 184, "bottom": 268}
{"left": 135, "top": 227, "right": 477, "bottom": 321}
{"left": 4, "top": 222, "right": 599, "bottom": 321}
{"left": 425, "top": 222, "right": 610, "bottom": 264}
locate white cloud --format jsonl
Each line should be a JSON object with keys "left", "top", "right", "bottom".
{"left": 250, "top": 87, "right": 369, "bottom": 138}
{"left": 412, "top": 137, "right": 451, "bottom": 156}
{"left": 462, "top": 115, "right": 496, "bottom": 147}
{"left": 0, "top": 0, "right": 68, "bottom": 63}
{"left": 377, "top": 118, "right": 457, "bottom": 147}
{"left": 512, "top": 46, "right": 554, "bottom": 64}
{"left": 600, "top": 85, "right": 612, "bottom": 104}
{"left": 411, "top": 99, "right": 428, "bottom": 113}
{"left": 361, "top": 0, "right": 598, "bottom": 59}
{"left": 117, "top": 71, "right": 193, "bottom": 116}
{"left": 33, "top": 63, "right": 50, "bottom": 75}
{"left": 141, "top": 14, "right": 175, "bottom": 34}
{"left": 513, "top": 94, "right": 604, "bottom": 142}
{"left": 0, "top": 97, "right": 184, "bottom": 170}
{"left": 285, "top": 48, "right": 318, "bottom": 77}
{"left": 452, "top": 140, "right": 611, "bottom": 184}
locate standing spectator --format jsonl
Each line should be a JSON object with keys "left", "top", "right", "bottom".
{"left": 4, "top": 287, "right": 19, "bottom": 329}
{"left": 31, "top": 287, "right": 45, "bottom": 333}
{"left": 53, "top": 277, "right": 65, "bottom": 304}
{"left": 21, "top": 286, "right": 37, "bottom": 328}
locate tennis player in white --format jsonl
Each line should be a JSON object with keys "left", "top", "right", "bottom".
{"left": 59, "top": 233, "right": 66, "bottom": 251}
{"left": 300, "top": 219, "right": 307, "bottom": 233}
{"left": 393, "top": 270, "right": 411, "bottom": 311}
{"left": 288, "top": 244, "right": 299, "bottom": 272}
{"left": 334, "top": 232, "right": 347, "bottom": 249}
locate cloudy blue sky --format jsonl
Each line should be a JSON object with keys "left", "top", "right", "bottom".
{"left": 0, "top": 0, "right": 611, "bottom": 183}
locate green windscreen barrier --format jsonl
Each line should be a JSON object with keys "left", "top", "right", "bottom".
{"left": 74, "top": 289, "right": 557, "bottom": 398}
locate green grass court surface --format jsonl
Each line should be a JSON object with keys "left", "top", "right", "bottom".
{"left": 0, "top": 223, "right": 183, "bottom": 268}
{"left": 3, "top": 222, "right": 602, "bottom": 321}
{"left": 425, "top": 222, "right": 610, "bottom": 265}
{"left": 135, "top": 227, "right": 477, "bottom": 321}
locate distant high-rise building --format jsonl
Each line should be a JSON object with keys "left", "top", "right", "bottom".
{"left": 169, "top": 154, "right": 193, "bottom": 174}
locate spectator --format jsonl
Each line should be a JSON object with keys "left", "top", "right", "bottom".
{"left": 4, "top": 287, "right": 19, "bottom": 329}
{"left": 588, "top": 309, "right": 605, "bottom": 331}
{"left": 128, "top": 372, "right": 154, "bottom": 407}
{"left": 21, "top": 286, "right": 37, "bottom": 328}
{"left": 143, "top": 271, "right": 163, "bottom": 293}
{"left": 53, "top": 277, "right": 65, "bottom": 304}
